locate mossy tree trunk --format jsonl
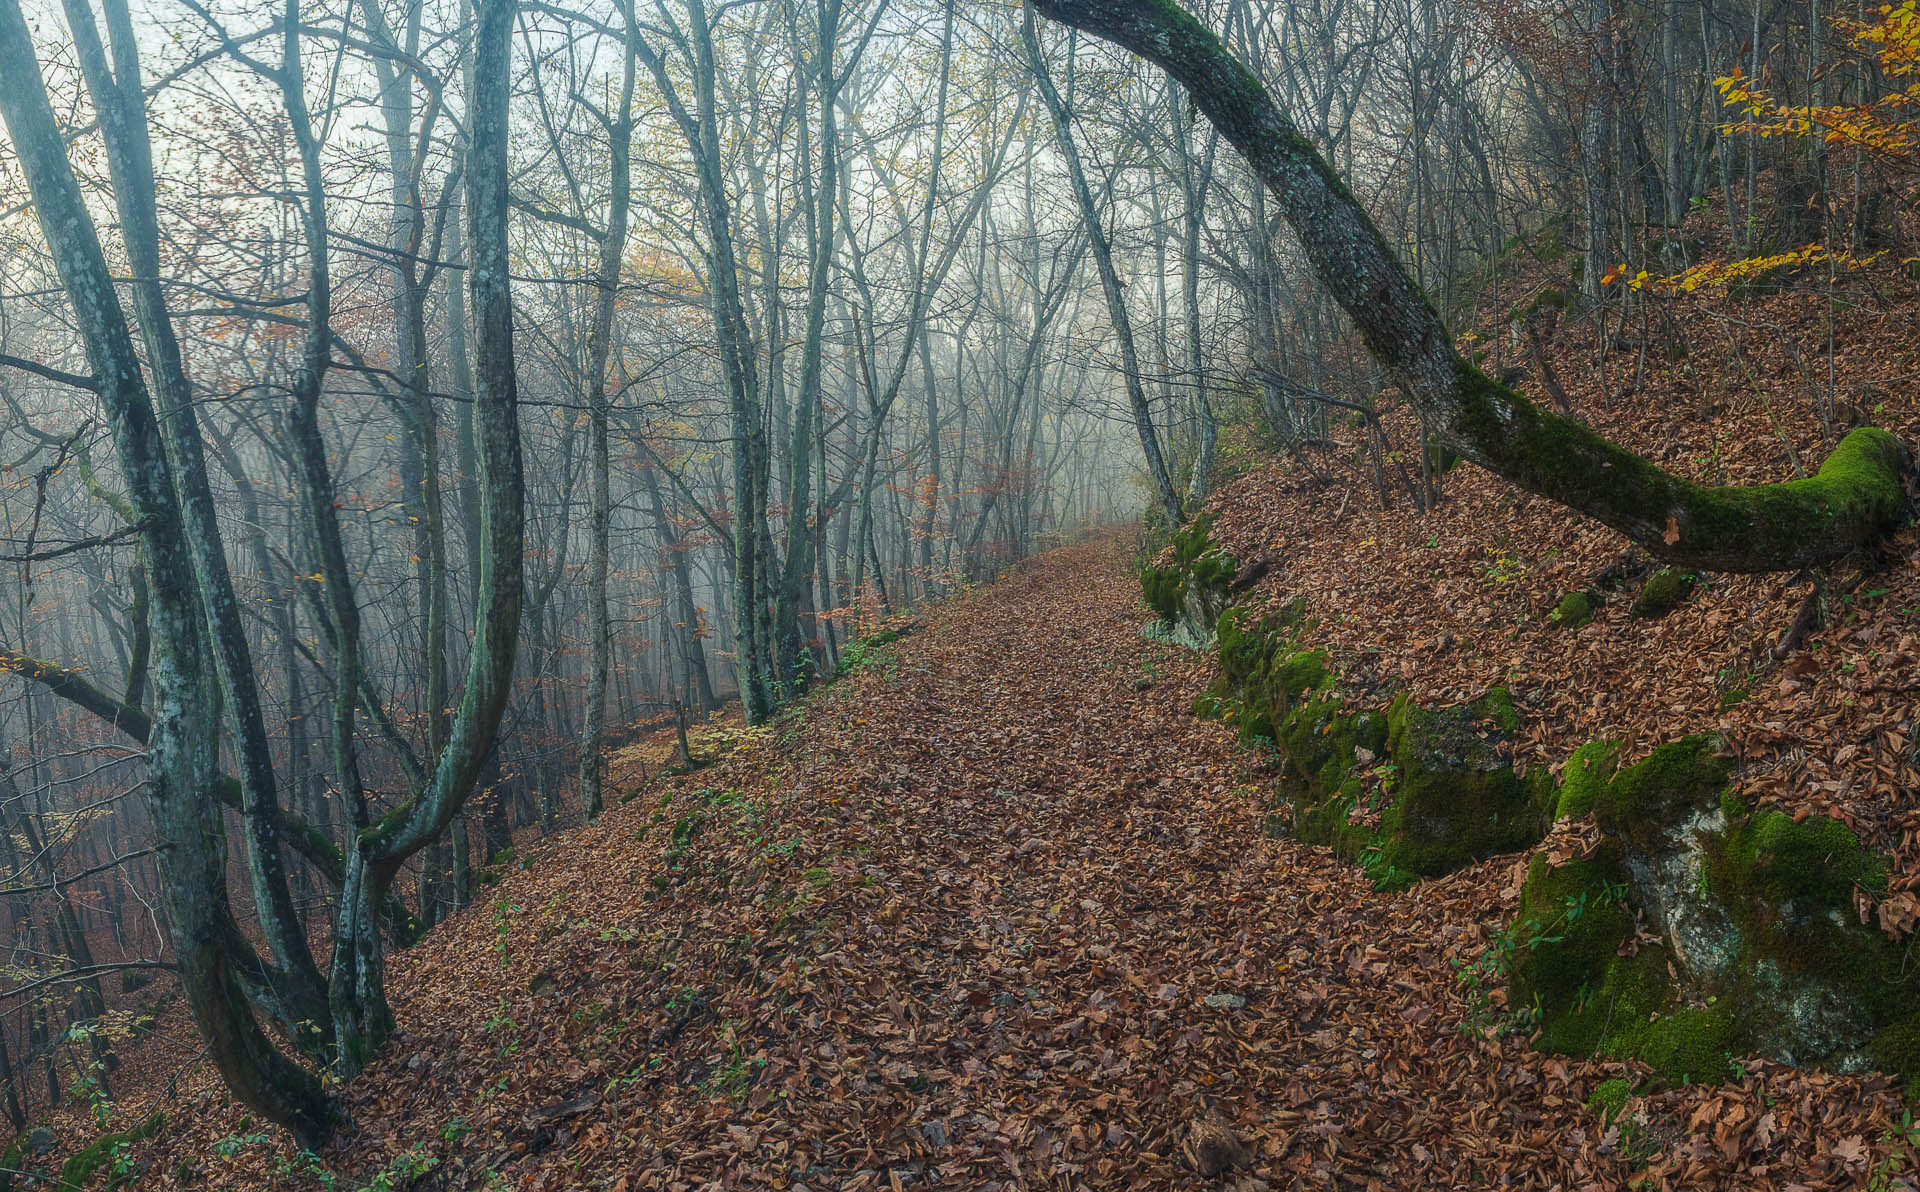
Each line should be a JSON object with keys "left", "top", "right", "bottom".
{"left": 1030, "top": 0, "right": 1912, "bottom": 573}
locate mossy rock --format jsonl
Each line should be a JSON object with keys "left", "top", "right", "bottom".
{"left": 1215, "top": 608, "right": 1280, "bottom": 686}
{"left": 1506, "top": 286, "right": 1570, "bottom": 324}
{"left": 1555, "top": 740, "right": 1620, "bottom": 820}
{"left": 1274, "top": 694, "right": 1386, "bottom": 807}
{"left": 1516, "top": 738, "right": 1919, "bottom": 1083}
{"left": 1869, "top": 1011, "right": 1920, "bottom": 1077}
{"left": 0, "top": 1138, "right": 26, "bottom": 1192}
{"left": 1509, "top": 845, "right": 1737, "bottom": 1082}
{"left": 1258, "top": 647, "right": 1330, "bottom": 718}
{"left": 1589, "top": 735, "right": 1731, "bottom": 851}
{"left": 1139, "top": 512, "right": 1239, "bottom": 639}
{"left": 1548, "top": 591, "right": 1593, "bottom": 630}
{"left": 1141, "top": 565, "right": 1185, "bottom": 624}
{"left": 1630, "top": 568, "right": 1696, "bottom": 619}
{"left": 1374, "top": 690, "right": 1553, "bottom": 877}
{"left": 1170, "top": 512, "right": 1219, "bottom": 567}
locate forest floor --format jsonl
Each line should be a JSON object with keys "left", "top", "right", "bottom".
{"left": 124, "top": 530, "right": 1916, "bottom": 1192}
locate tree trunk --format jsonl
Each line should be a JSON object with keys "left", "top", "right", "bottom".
{"left": 578, "top": 27, "right": 635, "bottom": 822}
{"left": 58, "top": 0, "right": 330, "bottom": 1041}
{"left": 329, "top": 0, "right": 525, "bottom": 1073}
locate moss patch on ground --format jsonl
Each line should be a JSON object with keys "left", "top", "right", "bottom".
{"left": 1549, "top": 590, "right": 1594, "bottom": 629}
{"left": 1629, "top": 568, "right": 1697, "bottom": 619}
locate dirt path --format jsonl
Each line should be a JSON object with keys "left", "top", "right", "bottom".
{"left": 161, "top": 532, "right": 1906, "bottom": 1191}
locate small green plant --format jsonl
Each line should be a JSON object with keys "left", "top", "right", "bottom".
{"left": 835, "top": 630, "right": 900, "bottom": 679}
{"left": 68, "top": 1053, "right": 113, "bottom": 1128}
{"left": 1481, "top": 547, "right": 1527, "bottom": 584}
{"left": 356, "top": 1142, "right": 440, "bottom": 1192}
{"left": 1870, "top": 1109, "right": 1920, "bottom": 1192}
{"left": 1455, "top": 879, "right": 1629, "bottom": 1037}
{"left": 705, "top": 1028, "right": 767, "bottom": 1100}
{"left": 492, "top": 897, "right": 522, "bottom": 969}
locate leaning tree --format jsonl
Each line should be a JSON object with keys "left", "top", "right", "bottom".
{"left": 1025, "top": 0, "right": 1911, "bottom": 573}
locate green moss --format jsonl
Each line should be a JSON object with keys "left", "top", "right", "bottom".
{"left": 1448, "top": 356, "right": 1910, "bottom": 571}
{"left": 1636, "top": 1005, "right": 1741, "bottom": 1082}
{"left": 1549, "top": 591, "right": 1593, "bottom": 630}
{"left": 58, "top": 1111, "right": 164, "bottom": 1189}
{"left": 1140, "top": 513, "right": 1240, "bottom": 630}
{"left": 1263, "top": 648, "right": 1329, "bottom": 712}
{"left": 1508, "top": 847, "right": 1637, "bottom": 1026}
{"left": 1190, "top": 551, "right": 1237, "bottom": 594}
{"left": 1509, "top": 847, "right": 1735, "bottom": 1082}
{"left": 1141, "top": 565, "right": 1184, "bottom": 624}
{"left": 1587, "top": 1077, "right": 1634, "bottom": 1124}
{"left": 1170, "top": 512, "right": 1219, "bottom": 567}
{"left": 1215, "top": 608, "right": 1275, "bottom": 684}
{"left": 1589, "top": 735, "right": 1731, "bottom": 851}
{"left": 1275, "top": 694, "right": 1385, "bottom": 806}
{"left": 1868, "top": 1011, "right": 1920, "bottom": 1077}
{"left": 1476, "top": 687, "right": 1522, "bottom": 734}
{"left": 1719, "top": 809, "right": 1886, "bottom": 907}
{"left": 1555, "top": 740, "right": 1620, "bottom": 820}
{"left": 1, "top": 1139, "right": 24, "bottom": 1192}
{"left": 1519, "top": 738, "right": 1918, "bottom": 1085}
{"left": 1630, "top": 568, "right": 1696, "bottom": 619}
{"left": 1374, "top": 690, "right": 1552, "bottom": 877}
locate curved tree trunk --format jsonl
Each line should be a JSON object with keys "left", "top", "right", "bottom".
{"left": 1029, "top": 0, "right": 1911, "bottom": 573}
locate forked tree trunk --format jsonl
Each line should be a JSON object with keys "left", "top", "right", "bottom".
{"left": 1029, "top": 0, "right": 1911, "bottom": 573}
{"left": 328, "top": 0, "right": 525, "bottom": 1074}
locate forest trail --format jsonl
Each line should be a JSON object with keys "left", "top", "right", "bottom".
{"left": 167, "top": 532, "right": 1903, "bottom": 1191}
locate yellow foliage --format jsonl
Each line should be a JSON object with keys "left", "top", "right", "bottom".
{"left": 1613, "top": 244, "right": 1883, "bottom": 294}
{"left": 1715, "top": 1, "right": 1920, "bottom": 159}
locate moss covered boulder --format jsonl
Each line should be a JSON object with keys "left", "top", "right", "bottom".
{"left": 1507, "top": 841, "right": 1738, "bottom": 1083}
{"left": 1374, "top": 690, "right": 1555, "bottom": 877}
{"left": 1511, "top": 736, "right": 1919, "bottom": 1083}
